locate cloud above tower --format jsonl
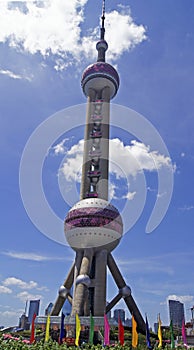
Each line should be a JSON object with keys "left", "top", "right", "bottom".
{"left": 56, "top": 138, "right": 172, "bottom": 183}
{"left": 0, "top": 1, "right": 146, "bottom": 69}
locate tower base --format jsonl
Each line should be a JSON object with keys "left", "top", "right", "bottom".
{"left": 51, "top": 250, "right": 146, "bottom": 334}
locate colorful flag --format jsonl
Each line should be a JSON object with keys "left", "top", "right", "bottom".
{"left": 132, "top": 314, "right": 138, "bottom": 348}
{"left": 104, "top": 314, "right": 110, "bottom": 346}
{"left": 59, "top": 312, "right": 65, "bottom": 344}
{"left": 75, "top": 313, "right": 81, "bottom": 347}
{"left": 158, "top": 314, "right": 162, "bottom": 347}
{"left": 89, "top": 312, "right": 94, "bottom": 344}
{"left": 146, "top": 315, "right": 151, "bottom": 349}
{"left": 182, "top": 319, "right": 187, "bottom": 346}
{"left": 118, "top": 315, "right": 124, "bottom": 345}
{"left": 45, "top": 314, "right": 50, "bottom": 342}
{"left": 30, "top": 313, "right": 36, "bottom": 344}
{"left": 170, "top": 320, "right": 175, "bottom": 349}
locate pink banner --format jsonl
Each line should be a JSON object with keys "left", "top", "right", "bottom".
{"left": 182, "top": 319, "right": 187, "bottom": 346}
{"left": 104, "top": 314, "right": 110, "bottom": 346}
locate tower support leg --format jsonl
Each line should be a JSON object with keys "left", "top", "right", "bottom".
{"left": 71, "top": 248, "right": 93, "bottom": 316}
{"left": 72, "top": 251, "right": 83, "bottom": 301}
{"left": 107, "top": 253, "right": 146, "bottom": 334}
{"left": 93, "top": 249, "right": 107, "bottom": 315}
{"left": 51, "top": 262, "right": 75, "bottom": 316}
{"left": 106, "top": 293, "right": 122, "bottom": 314}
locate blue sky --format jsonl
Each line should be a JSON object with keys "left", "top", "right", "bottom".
{"left": 1, "top": 0, "right": 194, "bottom": 330}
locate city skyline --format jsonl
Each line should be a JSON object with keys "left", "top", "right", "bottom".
{"left": 0, "top": 0, "right": 194, "bottom": 329}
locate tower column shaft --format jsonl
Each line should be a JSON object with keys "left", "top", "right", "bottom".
{"left": 98, "top": 87, "right": 110, "bottom": 200}
{"left": 80, "top": 89, "right": 96, "bottom": 200}
{"left": 93, "top": 249, "right": 107, "bottom": 315}
{"left": 80, "top": 86, "right": 111, "bottom": 200}
{"left": 71, "top": 249, "right": 93, "bottom": 315}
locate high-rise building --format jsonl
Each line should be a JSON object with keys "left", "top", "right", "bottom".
{"left": 19, "top": 313, "right": 28, "bottom": 330}
{"left": 169, "top": 299, "right": 185, "bottom": 328}
{"left": 125, "top": 318, "right": 132, "bottom": 327}
{"left": 114, "top": 309, "right": 125, "bottom": 324}
{"left": 154, "top": 322, "right": 158, "bottom": 334}
{"left": 28, "top": 299, "right": 40, "bottom": 325}
{"left": 50, "top": 0, "right": 146, "bottom": 336}
{"left": 45, "top": 302, "right": 53, "bottom": 316}
{"left": 18, "top": 300, "right": 28, "bottom": 330}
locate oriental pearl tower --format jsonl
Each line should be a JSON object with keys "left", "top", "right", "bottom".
{"left": 51, "top": 1, "right": 146, "bottom": 334}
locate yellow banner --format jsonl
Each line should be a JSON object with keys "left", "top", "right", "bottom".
{"left": 132, "top": 315, "right": 138, "bottom": 348}
{"left": 75, "top": 313, "right": 81, "bottom": 346}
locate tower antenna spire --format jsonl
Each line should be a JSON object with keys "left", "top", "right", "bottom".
{"left": 101, "top": 0, "right": 105, "bottom": 40}
{"left": 96, "top": 0, "right": 108, "bottom": 62}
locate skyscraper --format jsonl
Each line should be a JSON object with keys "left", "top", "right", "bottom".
{"left": 28, "top": 299, "right": 40, "bottom": 327}
{"left": 114, "top": 309, "right": 125, "bottom": 324}
{"left": 169, "top": 299, "right": 185, "bottom": 328}
{"left": 51, "top": 0, "right": 146, "bottom": 335}
{"left": 45, "top": 302, "right": 53, "bottom": 316}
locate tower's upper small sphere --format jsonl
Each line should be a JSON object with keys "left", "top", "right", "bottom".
{"left": 81, "top": 62, "right": 119, "bottom": 99}
{"left": 64, "top": 198, "right": 123, "bottom": 251}
{"left": 96, "top": 39, "right": 108, "bottom": 52}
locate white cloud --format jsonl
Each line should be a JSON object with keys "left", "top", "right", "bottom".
{"left": 0, "top": 286, "right": 12, "bottom": 294}
{"left": 122, "top": 191, "right": 136, "bottom": 201}
{"left": 110, "top": 139, "right": 172, "bottom": 178}
{"left": 3, "top": 251, "right": 65, "bottom": 261}
{"left": 0, "top": 308, "right": 24, "bottom": 328}
{"left": 109, "top": 182, "right": 117, "bottom": 199}
{"left": 0, "top": 1, "right": 146, "bottom": 68}
{"left": 167, "top": 295, "right": 194, "bottom": 304}
{"left": 0, "top": 69, "right": 21, "bottom": 80}
{"left": 58, "top": 138, "right": 172, "bottom": 183}
{"left": 178, "top": 205, "right": 194, "bottom": 211}
{"left": 1, "top": 276, "right": 49, "bottom": 297}
{"left": 58, "top": 139, "right": 84, "bottom": 182}
{"left": 116, "top": 256, "right": 174, "bottom": 276}
{"left": 104, "top": 8, "right": 146, "bottom": 61}
{"left": 16, "top": 291, "right": 42, "bottom": 303}
{"left": 51, "top": 138, "right": 69, "bottom": 155}
{"left": 3, "top": 277, "right": 38, "bottom": 290}
{"left": 0, "top": 68, "right": 33, "bottom": 81}
{"left": 0, "top": 310, "right": 18, "bottom": 318}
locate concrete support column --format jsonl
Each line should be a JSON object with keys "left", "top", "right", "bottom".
{"left": 67, "top": 294, "right": 73, "bottom": 305}
{"left": 72, "top": 251, "right": 83, "bottom": 302}
{"left": 80, "top": 89, "right": 96, "bottom": 199}
{"left": 93, "top": 249, "right": 107, "bottom": 316}
{"left": 107, "top": 253, "right": 146, "bottom": 334}
{"left": 84, "top": 288, "right": 90, "bottom": 316}
{"left": 51, "top": 262, "right": 75, "bottom": 315}
{"left": 71, "top": 249, "right": 93, "bottom": 316}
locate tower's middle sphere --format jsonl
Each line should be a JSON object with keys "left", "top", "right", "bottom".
{"left": 64, "top": 198, "right": 123, "bottom": 251}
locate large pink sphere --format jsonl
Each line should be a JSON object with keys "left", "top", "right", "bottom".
{"left": 64, "top": 198, "right": 123, "bottom": 251}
